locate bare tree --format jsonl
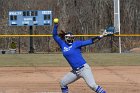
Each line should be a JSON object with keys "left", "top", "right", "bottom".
{"left": 0, "top": 0, "right": 139, "bottom": 53}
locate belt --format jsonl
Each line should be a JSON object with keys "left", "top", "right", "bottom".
{"left": 74, "top": 65, "right": 84, "bottom": 71}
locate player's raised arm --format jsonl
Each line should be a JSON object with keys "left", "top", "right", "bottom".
{"left": 52, "top": 18, "right": 64, "bottom": 47}
{"left": 52, "top": 18, "right": 59, "bottom": 37}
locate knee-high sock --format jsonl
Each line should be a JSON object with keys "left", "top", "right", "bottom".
{"left": 96, "top": 86, "right": 106, "bottom": 93}
{"left": 61, "top": 86, "right": 68, "bottom": 93}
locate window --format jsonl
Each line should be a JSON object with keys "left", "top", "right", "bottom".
{"left": 23, "top": 11, "right": 26, "bottom": 16}
{"left": 27, "top": 11, "right": 30, "bottom": 16}
{"left": 35, "top": 11, "right": 38, "bottom": 16}
{"left": 31, "top": 11, "right": 35, "bottom": 16}
{"left": 10, "top": 15, "right": 13, "bottom": 20}
{"left": 10, "top": 15, "right": 17, "bottom": 20}
{"left": 14, "top": 15, "right": 17, "bottom": 20}
{"left": 33, "top": 17, "right": 36, "bottom": 21}
{"left": 44, "top": 15, "right": 50, "bottom": 20}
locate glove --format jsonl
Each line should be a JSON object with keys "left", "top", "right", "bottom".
{"left": 100, "top": 29, "right": 114, "bottom": 38}
{"left": 53, "top": 18, "right": 59, "bottom": 24}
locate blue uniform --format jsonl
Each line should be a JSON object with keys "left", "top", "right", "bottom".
{"left": 53, "top": 24, "right": 106, "bottom": 93}
{"left": 53, "top": 24, "right": 94, "bottom": 69}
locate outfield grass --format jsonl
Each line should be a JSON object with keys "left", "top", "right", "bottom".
{"left": 0, "top": 53, "right": 140, "bottom": 67}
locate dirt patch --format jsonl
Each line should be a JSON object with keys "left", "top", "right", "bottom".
{"left": 0, "top": 66, "right": 139, "bottom": 93}
{"left": 130, "top": 48, "right": 140, "bottom": 53}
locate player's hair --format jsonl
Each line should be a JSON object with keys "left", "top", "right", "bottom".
{"left": 58, "top": 30, "right": 66, "bottom": 40}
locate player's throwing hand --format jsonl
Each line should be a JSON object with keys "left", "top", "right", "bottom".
{"left": 53, "top": 18, "right": 59, "bottom": 24}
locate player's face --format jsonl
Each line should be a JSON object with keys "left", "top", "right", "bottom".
{"left": 65, "top": 34, "right": 75, "bottom": 45}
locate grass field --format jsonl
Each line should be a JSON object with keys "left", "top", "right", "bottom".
{"left": 0, "top": 53, "right": 140, "bottom": 67}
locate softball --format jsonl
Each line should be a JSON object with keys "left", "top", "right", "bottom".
{"left": 53, "top": 18, "right": 59, "bottom": 24}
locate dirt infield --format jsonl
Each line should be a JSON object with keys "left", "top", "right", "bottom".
{"left": 0, "top": 66, "right": 139, "bottom": 93}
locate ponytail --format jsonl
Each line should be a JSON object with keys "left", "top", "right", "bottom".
{"left": 58, "top": 30, "right": 66, "bottom": 40}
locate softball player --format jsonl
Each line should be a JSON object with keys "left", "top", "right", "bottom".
{"left": 53, "top": 18, "right": 111, "bottom": 93}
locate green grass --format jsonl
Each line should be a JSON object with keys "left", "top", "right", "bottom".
{"left": 84, "top": 53, "right": 140, "bottom": 66}
{"left": 0, "top": 53, "right": 140, "bottom": 67}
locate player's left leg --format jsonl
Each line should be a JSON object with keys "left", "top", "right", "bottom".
{"left": 80, "top": 63, "right": 106, "bottom": 93}
{"left": 60, "top": 71, "right": 80, "bottom": 93}
{"left": 95, "top": 86, "right": 106, "bottom": 93}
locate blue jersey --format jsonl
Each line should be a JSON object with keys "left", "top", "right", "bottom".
{"left": 53, "top": 25, "right": 94, "bottom": 69}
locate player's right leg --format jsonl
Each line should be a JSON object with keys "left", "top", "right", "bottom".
{"left": 60, "top": 71, "right": 80, "bottom": 93}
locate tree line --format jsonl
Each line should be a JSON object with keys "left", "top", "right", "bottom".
{"left": 0, "top": 0, "right": 139, "bottom": 53}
